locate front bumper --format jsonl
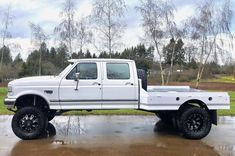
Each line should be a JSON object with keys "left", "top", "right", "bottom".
{"left": 4, "top": 98, "right": 16, "bottom": 109}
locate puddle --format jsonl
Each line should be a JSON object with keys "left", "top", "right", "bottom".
{"left": 0, "top": 115, "right": 234, "bottom": 156}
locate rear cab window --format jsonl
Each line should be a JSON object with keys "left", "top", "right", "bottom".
{"left": 106, "top": 63, "right": 130, "bottom": 79}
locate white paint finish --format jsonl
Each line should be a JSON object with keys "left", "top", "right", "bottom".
{"left": 60, "top": 102, "right": 137, "bottom": 110}
{"left": 48, "top": 104, "right": 61, "bottom": 110}
{"left": 102, "top": 101, "right": 138, "bottom": 109}
{"left": 4, "top": 59, "right": 230, "bottom": 112}
{"left": 7, "top": 76, "right": 61, "bottom": 108}
{"left": 101, "top": 61, "right": 138, "bottom": 109}
{"left": 68, "top": 58, "right": 134, "bottom": 63}
{"left": 59, "top": 62, "right": 102, "bottom": 109}
{"left": 58, "top": 102, "right": 102, "bottom": 110}
{"left": 139, "top": 104, "right": 230, "bottom": 111}
{"left": 148, "top": 86, "right": 190, "bottom": 90}
{"left": 140, "top": 89, "right": 230, "bottom": 110}
{"left": 14, "top": 87, "right": 59, "bottom": 102}
{"left": 147, "top": 91, "right": 230, "bottom": 105}
{"left": 139, "top": 87, "right": 148, "bottom": 105}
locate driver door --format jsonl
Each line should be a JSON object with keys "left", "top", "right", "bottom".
{"left": 59, "top": 62, "right": 102, "bottom": 109}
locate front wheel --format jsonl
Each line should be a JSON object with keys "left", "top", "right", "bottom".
{"left": 12, "top": 107, "right": 47, "bottom": 140}
{"left": 179, "top": 107, "right": 212, "bottom": 139}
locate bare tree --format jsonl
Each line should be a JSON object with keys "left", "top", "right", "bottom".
{"left": 161, "top": 1, "right": 184, "bottom": 85}
{"left": 76, "top": 16, "right": 92, "bottom": 55}
{"left": 186, "top": 0, "right": 233, "bottom": 88}
{"left": 92, "top": 0, "right": 126, "bottom": 55}
{"left": 29, "top": 22, "right": 49, "bottom": 75}
{"left": 0, "top": 5, "right": 13, "bottom": 73}
{"left": 54, "top": 0, "right": 77, "bottom": 54}
{"left": 136, "top": 0, "right": 175, "bottom": 85}
{"left": 184, "top": 42, "right": 198, "bottom": 63}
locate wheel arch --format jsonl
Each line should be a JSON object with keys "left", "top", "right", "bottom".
{"left": 15, "top": 93, "right": 50, "bottom": 110}
{"left": 179, "top": 99, "right": 217, "bottom": 125}
{"left": 179, "top": 99, "right": 208, "bottom": 110}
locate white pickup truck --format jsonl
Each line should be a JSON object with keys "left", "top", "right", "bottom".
{"left": 4, "top": 59, "right": 230, "bottom": 140}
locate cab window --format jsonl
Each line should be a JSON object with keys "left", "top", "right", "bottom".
{"left": 66, "top": 63, "right": 97, "bottom": 80}
{"left": 106, "top": 63, "right": 130, "bottom": 79}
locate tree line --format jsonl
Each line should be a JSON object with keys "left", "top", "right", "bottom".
{"left": 0, "top": 43, "right": 155, "bottom": 81}
{"left": 2, "top": 38, "right": 233, "bottom": 84}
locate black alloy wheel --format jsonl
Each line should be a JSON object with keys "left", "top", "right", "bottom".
{"left": 12, "top": 106, "right": 47, "bottom": 140}
{"left": 179, "top": 107, "right": 212, "bottom": 139}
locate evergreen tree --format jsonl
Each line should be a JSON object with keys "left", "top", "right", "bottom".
{"left": 163, "top": 38, "right": 185, "bottom": 66}
{"left": 92, "top": 53, "right": 97, "bottom": 58}
{"left": 110, "top": 52, "right": 121, "bottom": 58}
{"left": 120, "top": 44, "right": 154, "bottom": 71}
{"left": 49, "top": 47, "right": 57, "bottom": 64}
{"left": 71, "top": 52, "right": 79, "bottom": 59}
{"left": 12, "top": 53, "right": 24, "bottom": 78}
{"left": 13, "top": 53, "right": 23, "bottom": 64}
{"left": 99, "top": 51, "right": 110, "bottom": 58}
{"left": 84, "top": 50, "right": 92, "bottom": 58}
{"left": 188, "top": 58, "right": 197, "bottom": 69}
{"left": 56, "top": 43, "right": 69, "bottom": 69}
{"left": 77, "top": 51, "right": 85, "bottom": 58}
{"left": 0, "top": 46, "right": 12, "bottom": 65}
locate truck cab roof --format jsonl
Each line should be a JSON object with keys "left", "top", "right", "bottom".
{"left": 68, "top": 58, "right": 134, "bottom": 63}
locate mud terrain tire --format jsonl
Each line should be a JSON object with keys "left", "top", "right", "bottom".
{"left": 179, "top": 107, "right": 211, "bottom": 139}
{"left": 12, "top": 107, "right": 47, "bottom": 140}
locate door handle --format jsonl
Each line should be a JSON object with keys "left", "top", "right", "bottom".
{"left": 92, "top": 82, "right": 101, "bottom": 86}
{"left": 125, "top": 82, "right": 133, "bottom": 85}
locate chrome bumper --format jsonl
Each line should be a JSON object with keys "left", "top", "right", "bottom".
{"left": 4, "top": 98, "right": 16, "bottom": 109}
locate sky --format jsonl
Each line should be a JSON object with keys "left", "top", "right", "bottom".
{"left": 0, "top": 0, "right": 235, "bottom": 60}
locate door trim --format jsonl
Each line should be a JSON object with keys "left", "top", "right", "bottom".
{"left": 50, "top": 99, "right": 138, "bottom": 102}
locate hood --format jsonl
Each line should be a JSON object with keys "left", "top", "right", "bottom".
{"left": 9, "top": 76, "right": 61, "bottom": 86}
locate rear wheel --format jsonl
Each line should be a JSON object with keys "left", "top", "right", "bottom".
{"left": 12, "top": 107, "right": 47, "bottom": 140}
{"left": 155, "top": 111, "right": 175, "bottom": 124}
{"left": 178, "top": 107, "right": 211, "bottom": 139}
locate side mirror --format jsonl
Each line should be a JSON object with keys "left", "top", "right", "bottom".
{"left": 75, "top": 72, "right": 80, "bottom": 81}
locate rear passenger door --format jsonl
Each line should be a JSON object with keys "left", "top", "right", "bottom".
{"left": 101, "top": 62, "right": 138, "bottom": 109}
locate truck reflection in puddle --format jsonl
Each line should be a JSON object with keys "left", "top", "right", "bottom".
{"left": 9, "top": 118, "right": 219, "bottom": 156}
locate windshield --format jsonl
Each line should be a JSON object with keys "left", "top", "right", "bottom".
{"left": 58, "top": 64, "right": 73, "bottom": 77}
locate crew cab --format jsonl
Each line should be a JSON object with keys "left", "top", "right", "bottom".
{"left": 4, "top": 59, "right": 230, "bottom": 140}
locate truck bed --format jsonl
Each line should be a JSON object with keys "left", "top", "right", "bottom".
{"left": 148, "top": 86, "right": 201, "bottom": 92}
{"left": 139, "top": 86, "right": 230, "bottom": 111}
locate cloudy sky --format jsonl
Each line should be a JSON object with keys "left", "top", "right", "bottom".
{"left": 0, "top": 0, "right": 235, "bottom": 60}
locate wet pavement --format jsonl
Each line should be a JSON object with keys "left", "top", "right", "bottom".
{"left": 0, "top": 115, "right": 234, "bottom": 156}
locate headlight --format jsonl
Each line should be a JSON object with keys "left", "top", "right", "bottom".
{"left": 8, "top": 86, "right": 13, "bottom": 93}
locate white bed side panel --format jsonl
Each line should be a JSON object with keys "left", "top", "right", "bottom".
{"left": 140, "top": 91, "right": 230, "bottom": 110}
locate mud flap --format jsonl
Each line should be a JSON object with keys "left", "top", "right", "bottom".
{"left": 209, "top": 110, "right": 217, "bottom": 125}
